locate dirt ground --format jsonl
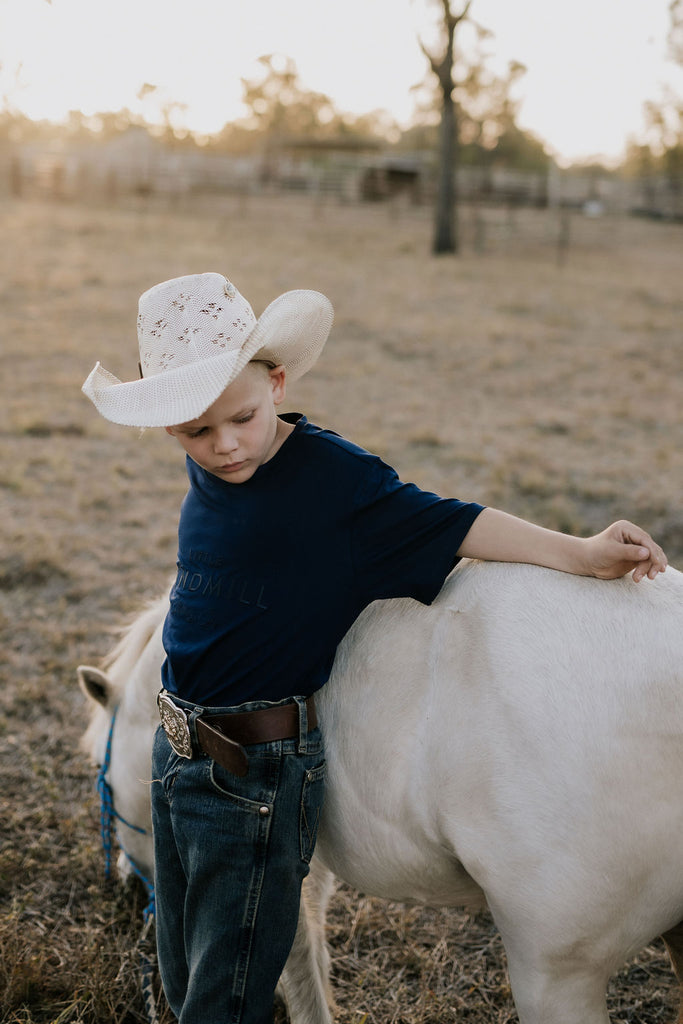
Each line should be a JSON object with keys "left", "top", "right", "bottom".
{"left": 1, "top": 191, "right": 682, "bottom": 1023}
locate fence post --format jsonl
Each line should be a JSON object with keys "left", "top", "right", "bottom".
{"left": 10, "top": 155, "right": 22, "bottom": 198}
{"left": 557, "top": 207, "right": 571, "bottom": 266}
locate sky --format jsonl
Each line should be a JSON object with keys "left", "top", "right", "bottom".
{"left": 1, "top": 0, "right": 681, "bottom": 165}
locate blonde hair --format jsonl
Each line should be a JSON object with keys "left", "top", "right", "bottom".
{"left": 247, "top": 359, "right": 277, "bottom": 374}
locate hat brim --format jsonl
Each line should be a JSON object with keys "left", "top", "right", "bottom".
{"left": 82, "top": 289, "right": 333, "bottom": 428}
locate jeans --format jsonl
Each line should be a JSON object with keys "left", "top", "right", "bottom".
{"left": 150, "top": 695, "right": 326, "bottom": 1024}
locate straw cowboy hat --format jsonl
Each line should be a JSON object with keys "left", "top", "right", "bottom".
{"left": 82, "top": 272, "right": 334, "bottom": 428}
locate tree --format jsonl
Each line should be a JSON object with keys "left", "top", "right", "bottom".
{"left": 627, "top": 1, "right": 683, "bottom": 209}
{"left": 400, "top": 54, "right": 548, "bottom": 173}
{"left": 457, "top": 58, "right": 549, "bottom": 171}
{"left": 669, "top": 0, "right": 683, "bottom": 64}
{"left": 419, "top": 0, "right": 474, "bottom": 254}
{"left": 241, "top": 55, "right": 339, "bottom": 141}
{"left": 234, "top": 54, "right": 398, "bottom": 167}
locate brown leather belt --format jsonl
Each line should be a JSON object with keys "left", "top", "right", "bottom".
{"left": 205, "top": 697, "right": 317, "bottom": 746}
{"left": 157, "top": 691, "right": 317, "bottom": 778}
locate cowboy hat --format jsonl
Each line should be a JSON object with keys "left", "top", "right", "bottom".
{"left": 82, "top": 272, "right": 334, "bottom": 428}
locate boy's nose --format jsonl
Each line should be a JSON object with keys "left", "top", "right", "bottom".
{"left": 214, "top": 427, "right": 238, "bottom": 454}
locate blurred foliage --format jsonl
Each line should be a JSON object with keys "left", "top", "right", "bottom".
{"left": 620, "top": 1, "right": 683, "bottom": 183}
{"left": 0, "top": 48, "right": 550, "bottom": 173}
{"left": 403, "top": 53, "right": 550, "bottom": 172}
{"left": 670, "top": 0, "right": 683, "bottom": 65}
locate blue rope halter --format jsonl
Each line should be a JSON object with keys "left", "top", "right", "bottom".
{"left": 97, "top": 707, "right": 156, "bottom": 922}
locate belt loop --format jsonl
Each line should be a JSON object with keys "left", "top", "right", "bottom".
{"left": 187, "top": 707, "right": 203, "bottom": 748}
{"left": 294, "top": 696, "right": 308, "bottom": 753}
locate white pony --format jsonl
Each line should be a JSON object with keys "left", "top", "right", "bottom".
{"left": 79, "top": 558, "right": 683, "bottom": 1024}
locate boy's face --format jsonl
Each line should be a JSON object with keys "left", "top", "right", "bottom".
{"left": 165, "top": 363, "right": 288, "bottom": 484}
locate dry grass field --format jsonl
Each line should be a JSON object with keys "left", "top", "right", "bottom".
{"left": 1, "top": 191, "right": 682, "bottom": 1023}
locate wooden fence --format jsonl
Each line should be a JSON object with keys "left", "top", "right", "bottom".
{"left": 1, "top": 140, "right": 681, "bottom": 222}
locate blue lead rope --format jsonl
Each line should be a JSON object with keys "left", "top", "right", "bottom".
{"left": 97, "top": 708, "right": 160, "bottom": 1024}
{"left": 97, "top": 708, "right": 156, "bottom": 921}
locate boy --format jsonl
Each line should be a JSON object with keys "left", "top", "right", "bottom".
{"left": 83, "top": 272, "right": 666, "bottom": 1024}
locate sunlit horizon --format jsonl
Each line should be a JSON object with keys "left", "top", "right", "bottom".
{"left": 1, "top": 0, "right": 681, "bottom": 166}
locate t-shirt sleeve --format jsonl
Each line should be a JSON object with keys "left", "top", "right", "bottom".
{"left": 350, "top": 457, "right": 485, "bottom": 605}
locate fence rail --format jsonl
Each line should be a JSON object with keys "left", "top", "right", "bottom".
{"left": 1, "top": 140, "right": 682, "bottom": 223}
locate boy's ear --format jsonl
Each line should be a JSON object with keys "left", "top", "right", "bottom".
{"left": 164, "top": 426, "right": 176, "bottom": 436}
{"left": 269, "top": 365, "right": 287, "bottom": 403}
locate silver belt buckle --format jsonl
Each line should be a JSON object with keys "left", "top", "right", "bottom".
{"left": 158, "top": 691, "right": 193, "bottom": 759}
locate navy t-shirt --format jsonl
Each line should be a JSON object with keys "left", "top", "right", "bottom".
{"left": 161, "top": 415, "right": 484, "bottom": 707}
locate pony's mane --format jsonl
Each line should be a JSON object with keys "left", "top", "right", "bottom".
{"left": 80, "top": 586, "right": 170, "bottom": 761}
{"left": 102, "top": 588, "right": 170, "bottom": 693}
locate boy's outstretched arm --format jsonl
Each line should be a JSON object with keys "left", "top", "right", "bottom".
{"left": 457, "top": 508, "right": 668, "bottom": 582}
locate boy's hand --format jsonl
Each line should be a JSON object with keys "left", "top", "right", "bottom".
{"left": 583, "top": 520, "right": 668, "bottom": 582}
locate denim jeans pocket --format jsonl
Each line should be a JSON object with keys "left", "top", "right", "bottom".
{"left": 300, "top": 761, "right": 326, "bottom": 863}
{"left": 209, "top": 754, "right": 278, "bottom": 813}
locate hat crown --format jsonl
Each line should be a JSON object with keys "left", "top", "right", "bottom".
{"left": 137, "top": 273, "right": 257, "bottom": 378}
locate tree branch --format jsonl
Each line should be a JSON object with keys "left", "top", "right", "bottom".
{"left": 419, "top": 0, "right": 475, "bottom": 87}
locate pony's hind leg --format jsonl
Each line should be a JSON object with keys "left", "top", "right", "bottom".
{"left": 278, "top": 861, "right": 335, "bottom": 1024}
{"left": 662, "top": 921, "right": 683, "bottom": 1024}
{"left": 507, "top": 963, "right": 610, "bottom": 1024}
{"left": 497, "top": 927, "right": 610, "bottom": 1024}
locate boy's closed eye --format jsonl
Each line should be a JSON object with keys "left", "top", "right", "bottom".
{"left": 186, "top": 412, "right": 254, "bottom": 438}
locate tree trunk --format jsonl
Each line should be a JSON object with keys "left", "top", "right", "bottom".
{"left": 433, "top": 88, "right": 458, "bottom": 254}
{"left": 423, "top": 0, "right": 473, "bottom": 255}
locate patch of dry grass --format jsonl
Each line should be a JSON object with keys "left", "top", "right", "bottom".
{"left": 1, "top": 192, "right": 682, "bottom": 1022}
